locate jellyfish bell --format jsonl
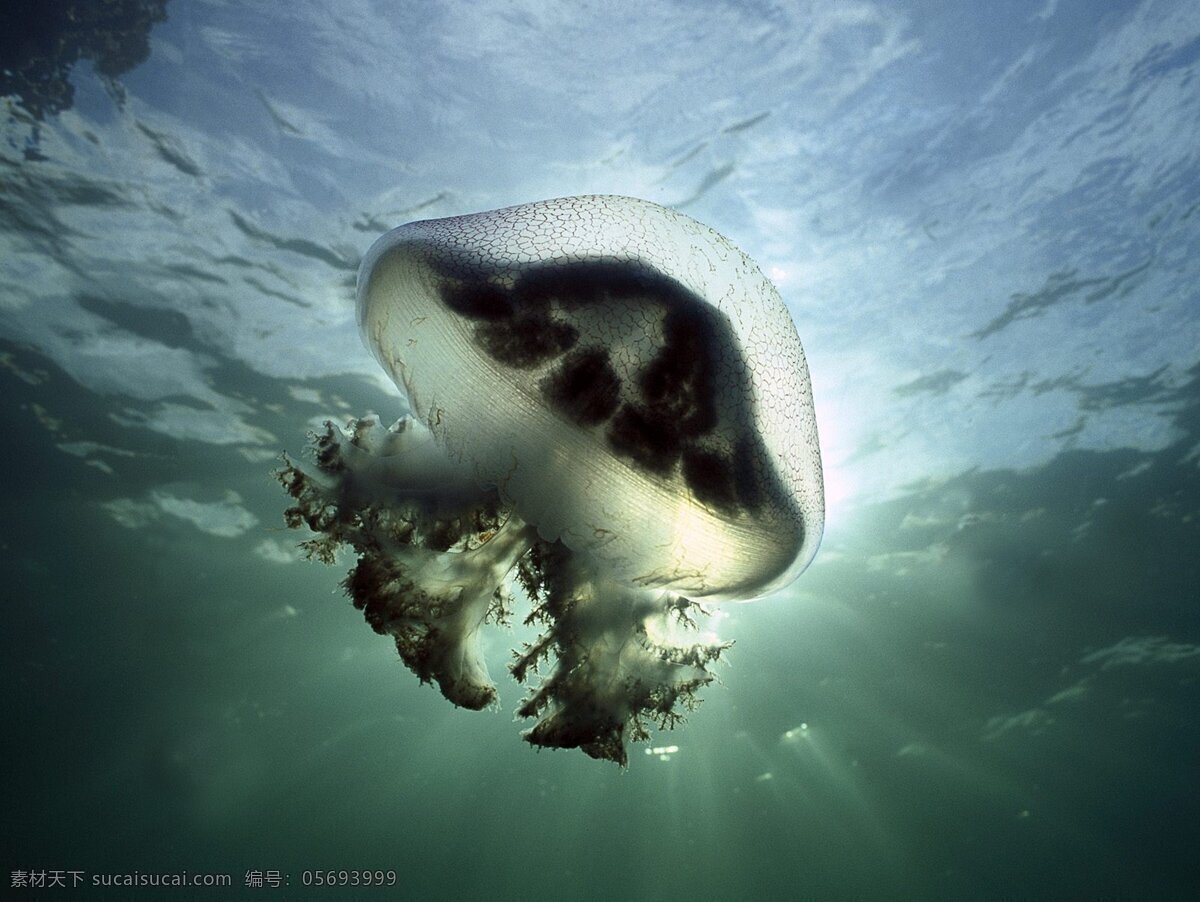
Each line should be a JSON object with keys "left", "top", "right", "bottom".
{"left": 358, "top": 196, "right": 823, "bottom": 596}
{"left": 280, "top": 195, "right": 823, "bottom": 765}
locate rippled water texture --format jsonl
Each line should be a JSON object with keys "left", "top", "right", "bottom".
{"left": 2, "top": 1, "right": 1198, "bottom": 899}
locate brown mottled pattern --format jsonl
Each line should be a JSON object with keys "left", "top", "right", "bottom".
{"left": 358, "top": 195, "right": 822, "bottom": 599}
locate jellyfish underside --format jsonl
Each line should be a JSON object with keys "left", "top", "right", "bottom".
{"left": 278, "top": 415, "right": 728, "bottom": 766}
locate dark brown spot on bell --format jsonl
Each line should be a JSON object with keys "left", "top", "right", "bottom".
{"left": 543, "top": 348, "right": 622, "bottom": 426}
{"left": 682, "top": 448, "right": 738, "bottom": 510}
{"left": 475, "top": 317, "right": 578, "bottom": 369}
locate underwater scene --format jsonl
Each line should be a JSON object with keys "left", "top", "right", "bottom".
{"left": 2, "top": 1, "right": 1198, "bottom": 899}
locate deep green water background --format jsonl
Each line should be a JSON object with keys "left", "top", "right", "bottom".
{"left": 3, "top": 1, "right": 1199, "bottom": 898}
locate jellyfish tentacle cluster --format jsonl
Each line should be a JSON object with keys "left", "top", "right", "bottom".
{"left": 279, "top": 195, "right": 823, "bottom": 765}
{"left": 280, "top": 415, "right": 531, "bottom": 710}
{"left": 279, "top": 417, "right": 732, "bottom": 764}
{"left": 510, "top": 539, "right": 731, "bottom": 766}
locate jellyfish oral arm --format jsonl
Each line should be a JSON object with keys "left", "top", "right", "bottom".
{"left": 279, "top": 415, "right": 536, "bottom": 709}
{"left": 278, "top": 416, "right": 727, "bottom": 762}
{"left": 511, "top": 544, "right": 729, "bottom": 766}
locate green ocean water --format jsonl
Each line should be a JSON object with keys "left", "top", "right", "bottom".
{"left": 3, "top": 1, "right": 1199, "bottom": 899}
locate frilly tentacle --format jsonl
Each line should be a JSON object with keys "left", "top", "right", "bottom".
{"left": 279, "top": 415, "right": 730, "bottom": 764}
{"left": 278, "top": 415, "right": 534, "bottom": 709}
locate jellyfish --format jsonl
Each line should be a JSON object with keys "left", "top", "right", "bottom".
{"left": 278, "top": 195, "right": 823, "bottom": 765}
